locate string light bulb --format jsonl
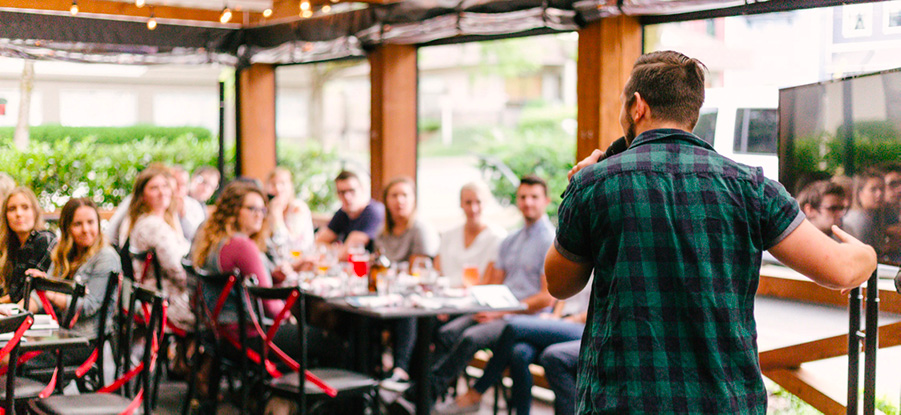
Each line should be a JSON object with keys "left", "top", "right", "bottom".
{"left": 321, "top": 5, "right": 331, "bottom": 12}
{"left": 219, "top": 7, "right": 232, "bottom": 23}
{"left": 299, "top": 0, "right": 310, "bottom": 11}
{"left": 262, "top": 8, "right": 273, "bottom": 17}
{"left": 301, "top": 9, "right": 312, "bottom": 18}
{"left": 136, "top": 0, "right": 145, "bottom": 8}
{"left": 147, "top": 7, "right": 157, "bottom": 30}
{"left": 70, "top": 0, "right": 79, "bottom": 15}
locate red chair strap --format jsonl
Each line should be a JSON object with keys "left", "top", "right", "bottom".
{"left": 212, "top": 276, "right": 238, "bottom": 320}
{"left": 75, "top": 348, "right": 99, "bottom": 378}
{"left": 38, "top": 368, "right": 58, "bottom": 398}
{"left": 0, "top": 315, "right": 33, "bottom": 360}
{"left": 139, "top": 253, "right": 153, "bottom": 284}
{"left": 36, "top": 291, "right": 59, "bottom": 323}
{"left": 120, "top": 389, "right": 144, "bottom": 415}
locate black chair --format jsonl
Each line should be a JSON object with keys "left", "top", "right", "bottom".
{"left": 72, "top": 271, "right": 121, "bottom": 393}
{"left": 17, "top": 276, "right": 87, "bottom": 395}
{"left": 181, "top": 259, "right": 249, "bottom": 414}
{"left": 28, "top": 283, "right": 165, "bottom": 415}
{"left": 0, "top": 311, "right": 35, "bottom": 415}
{"left": 243, "top": 284, "right": 379, "bottom": 415}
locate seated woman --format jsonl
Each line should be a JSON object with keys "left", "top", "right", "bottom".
{"left": 122, "top": 167, "right": 193, "bottom": 332}
{"left": 434, "top": 284, "right": 591, "bottom": 415}
{"left": 266, "top": 167, "right": 315, "bottom": 256}
{"left": 24, "top": 198, "right": 121, "bottom": 369}
{"left": 0, "top": 187, "right": 56, "bottom": 303}
{"left": 843, "top": 169, "right": 886, "bottom": 253}
{"left": 375, "top": 177, "right": 439, "bottom": 386}
{"left": 435, "top": 181, "right": 506, "bottom": 287}
{"left": 191, "top": 181, "right": 301, "bottom": 360}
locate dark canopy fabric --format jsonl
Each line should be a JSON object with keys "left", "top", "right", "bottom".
{"left": 0, "top": 0, "right": 886, "bottom": 66}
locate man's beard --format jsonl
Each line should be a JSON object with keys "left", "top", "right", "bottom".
{"left": 625, "top": 117, "right": 636, "bottom": 143}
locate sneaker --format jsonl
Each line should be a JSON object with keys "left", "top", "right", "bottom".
{"left": 381, "top": 372, "right": 411, "bottom": 392}
{"left": 431, "top": 399, "right": 480, "bottom": 415}
{"left": 386, "top": 396, "right": 415, "bottom": 415}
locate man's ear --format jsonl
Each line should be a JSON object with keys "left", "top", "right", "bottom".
{"left": 632, "top": 92, "right": 649, "bottom": 121}
{"left": 801, "top": 203, "right": 815, "bottom": 216}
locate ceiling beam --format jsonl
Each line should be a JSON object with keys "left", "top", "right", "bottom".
{"left": 0, "top": 0, "right": 260, "bottom": 25}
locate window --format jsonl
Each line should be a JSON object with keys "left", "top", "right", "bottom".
{"left": 733, "top": 108, "right": 778, "bottom": 154}
{"left": 693, "top": 110, "right": 717, "bottom": 146}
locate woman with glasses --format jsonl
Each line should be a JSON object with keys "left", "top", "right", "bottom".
{"left": 191, "top": 181, "right": 302, "bottom": 358}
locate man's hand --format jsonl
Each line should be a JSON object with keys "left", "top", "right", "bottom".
{"left": 833, "top": 225, "right": 877, "bottom": 295}
{"left": 473, "top": 311, "right": 507, "bottom": 323}
{"left": 568, "top": 149, "right": 602, "bottom": 180}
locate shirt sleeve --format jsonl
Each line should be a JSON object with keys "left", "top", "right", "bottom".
{"left": 357, "top": 202, "right": 386, "bottom": 240}
{"left": 76, "top": 247, "right": 121, "bottom": 320}
{"left": 219, "top": 236, "right": 283, "bottom": 317}
{"left": 554, "top": 178, "right": 592, "bottom": 263}
{"left": 760, "top": 177, "right": 805, "bottom": 250}
{"left": 327, "top": 209, "right": 346, "bottom": 235}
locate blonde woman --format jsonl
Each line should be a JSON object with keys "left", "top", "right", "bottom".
{"left": 266, "top": 167, "right": 314, "bottom": 255}
{"left": 124, "top": 167, "right": 193, "bottom": 331}
{"left": 26, "top": 198, "right": 120, "bottom": 368}
{"left": 0, "top": 187, "right": 56, "bottom": 303}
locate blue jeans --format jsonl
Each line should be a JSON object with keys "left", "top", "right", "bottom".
{"left": 539, "top": 340, "right": 580, "bottom": 415}
{"left": 472, "top": 316, "right": 583, "bottom": 415}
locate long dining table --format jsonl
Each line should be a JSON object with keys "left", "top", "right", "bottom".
{"left": 302, "top": 287, "right": 525, "bottom": 415}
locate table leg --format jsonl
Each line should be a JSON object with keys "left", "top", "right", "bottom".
{"left": 413, "top": 316, "right": 436, "bottom": 415}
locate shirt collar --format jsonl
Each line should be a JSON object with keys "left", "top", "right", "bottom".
{"left": 629, "top": 128, "right": 715, "bottom": 152}
{"left": 523, "top": 215, "right": 549, "bottom": 234}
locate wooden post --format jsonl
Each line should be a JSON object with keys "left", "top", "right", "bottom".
{"left": 576, "top": 16, "right": 642, "bottom": 161}
{"left": 236, "top": 63, "right": 277, "bottom": 182}
{"left": 369, "top": 44, "right": 418, "bottom": 201}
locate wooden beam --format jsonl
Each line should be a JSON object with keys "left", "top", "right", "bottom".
{"left": 237, "top": 64, "right": 277, "bottom": 182}
{"left": 0, "top": 0, "right": 255, "bottom": 25}
{"left": 763, "top": 368, "right": 846, "bottom": 415}
{"left": 576, "top": 15, "right": 641, "bottom": 162}
{"left": 369, "top": 44, "right": 418, "bottom": 201}
{"left": 758, "top": 274, "right": 901, "bottom": 314}
{"left": 759, "top": 321, "right": 901, "bottom": 371}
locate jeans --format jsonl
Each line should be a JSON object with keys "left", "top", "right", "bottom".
{"left": 428, "top": 315, "right": 507, "bottom": 400}
{"left": 471, "top": 316, "right": 583, "bottom": 415}
{"left": 392, "top": 317, "right": 417, "bottom": 373}
{"left": 539, "top": 340, "right": 581, "bottom": 415}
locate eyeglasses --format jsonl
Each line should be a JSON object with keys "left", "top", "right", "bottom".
{"left": 337, "top": 188, "right": 357, "bottom": 197}
{"left": 242, "top": 206, "right": 268, "bottom": 216}
{"left": 820, "top": 204, "right": 848, "bottom": 213}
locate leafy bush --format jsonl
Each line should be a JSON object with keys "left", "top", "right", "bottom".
{"left": 276, "top": 141, "right": 342, "bottom": 214}
{"left": 0, "top": 124, "right": 213, "bottom": 146}
{"left": 477, "top": 127, "right": 574, "bottom": 222}
{"left": 0, "top": 135, "right": 224, "bottom": 210}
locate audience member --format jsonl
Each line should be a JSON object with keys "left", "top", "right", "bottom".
{"left": 315, "top": 170, "right": 385, "bottom": 254}
{"left": 435, "top": 283, "right": 590, "bottom": 415}
{"left": 266, "top": 167, "right": 315, "bottom": 255}
{"left": 171, "top": 165, "right": 207, "bottom": 242}
{"left": 24, "top": 198, "right": 120, "bottom": 369}
{"left": 123, "top": 167, "right": 193, "bottom": 331}
{"left": 880, "top": 163, "right": 901, "bottom": 263}
{"left": 538, "top": 340, "right": 580, "bottom": 415}
{"left": 796, "top": 180, "right": 848, "bottom": 237}
{"left": 0, "top": 187, "right": 56, "bottom": 303}
{"left": 843, "top": 169, "right": 886, "bottom": 252}
{"left": 191, "top": 181, "right": 306, "bottom": 359}
{"left": 375, "top": 177, "right": 439, "bottom": 388}
{"left": 0, "top": 173, "right": 15, "bottom": 203}
{"left": 189, "top": 166, "right": 221, "bottom": 205}
{"left": 391, "top": 175, "right": 556, "bottom": 412}
{"left": 434, "top": 181, "right": 506, "bottom": 287}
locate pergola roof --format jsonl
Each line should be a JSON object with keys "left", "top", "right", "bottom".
{"left": 0, "top": 0, "right": 887, "bottom": 65}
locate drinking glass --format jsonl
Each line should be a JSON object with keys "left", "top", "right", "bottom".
{"left": 462, "top": 264, "right": 480, "bottom": 287}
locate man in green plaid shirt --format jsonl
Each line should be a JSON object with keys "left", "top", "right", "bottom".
{"left": 545, "top": 51, "right": 877, "bottom": 414}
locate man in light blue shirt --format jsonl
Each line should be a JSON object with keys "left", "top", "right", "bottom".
{"left": 398, "top": 175, "right": 556, "bottom": 410}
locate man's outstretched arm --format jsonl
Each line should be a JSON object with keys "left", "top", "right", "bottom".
{"left": 769, "top": 220, "right": 877, "bottom": 290}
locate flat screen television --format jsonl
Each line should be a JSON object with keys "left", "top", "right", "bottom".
{"left": 779, "top": 67, "right": 901, "bottom": 265}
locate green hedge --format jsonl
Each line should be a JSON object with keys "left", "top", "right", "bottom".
{"left": 0, "top": 124, "right": 213, "bottom": 146}
{"left": 1, "top": 135, "right": 223, "bottom": 210}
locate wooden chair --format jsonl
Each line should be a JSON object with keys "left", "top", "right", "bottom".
{"left": 181, "top": 259, "right": 249, "bottom": 414}
{"left": 27, "top": 283, "right": 165, "bottom": 415}
{"left": 243, "top": 284, "right": 378, "bottom": 415}
{"left": 0, "top": 311, "right": 35, "bottom": 415}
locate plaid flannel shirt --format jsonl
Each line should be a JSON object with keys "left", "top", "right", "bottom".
{"left": 555, "top": 129, "right": 803, "bottom": 414}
